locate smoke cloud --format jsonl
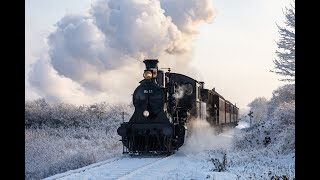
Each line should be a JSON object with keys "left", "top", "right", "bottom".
{"left": 28, "top": 0, "right": 215, "bottom": 105}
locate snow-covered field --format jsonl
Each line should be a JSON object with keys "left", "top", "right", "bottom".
{"left": 43, "top": 121, "right": 295, "bottom": 180}
{"left": 25, "top": 101, "right": 132, "bottom": 180}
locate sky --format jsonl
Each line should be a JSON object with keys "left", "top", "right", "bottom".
{"left": 25, "top": 0, "right": 293, "bottom": 109}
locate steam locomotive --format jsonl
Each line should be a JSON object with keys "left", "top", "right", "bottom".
{"left": 117, "top": 59, "right": 239, "bottom": 154}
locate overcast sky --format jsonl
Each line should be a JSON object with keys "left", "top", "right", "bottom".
{"left": 25, "top": 0, "right": 293, "bottom": 109}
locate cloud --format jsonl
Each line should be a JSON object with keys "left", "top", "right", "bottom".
{"left": 28, "top": 0, "right": 215, "bottom": 105}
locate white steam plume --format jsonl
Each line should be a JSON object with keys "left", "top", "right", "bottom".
{"left": 179, "top": 118, "right": 234, "bottom": 154}
{"left": 28, "top": 0, "right": 215, "bottom": 105}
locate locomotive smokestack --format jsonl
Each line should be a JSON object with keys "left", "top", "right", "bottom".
{"left": 143, "top": 59, "right": 159, "bottom": 70}
{"left": 143, "top": 59, "right": 159, "bottom": 80}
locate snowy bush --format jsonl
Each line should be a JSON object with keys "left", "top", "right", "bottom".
{"left": 265, "top": 100, "right": 295, "bottom": 154}
{"left": 247, "top": 97, "right": 268, "bottom": 124}
{"left": 234, "top": 84, "right": 295, "bottom": 155}
{"left": 25, "top": 99, "right": 51, "bottom": 127}
{"left": 210, "top": 153, "right": 227, "bottom": 172}
{"left": 25, "top": 99, "right": 134, "bottom": 129}
{"left": 205, "top": 148, "right": 295, "bottom": 180}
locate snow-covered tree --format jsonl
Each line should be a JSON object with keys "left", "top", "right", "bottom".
{"left": 267, "top": 84, "right": 295, "bottom": 118}
{"left": 271, "top": 2, "right": 295, "bottom": 82}
{"left": 264, "top": 84, "right": 295, "bottom": 153}
{"left": 273, "top": 101, "right": 295, "bottom": 126}
{"left": 247, "top": 97, "right": 268, "bottom": 124}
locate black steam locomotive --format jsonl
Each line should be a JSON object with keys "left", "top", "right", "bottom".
{"left": 117, "top": 59, "right": 239, "bottom": 154}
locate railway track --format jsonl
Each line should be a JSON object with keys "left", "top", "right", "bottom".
{"left": 43, "top": 154, "right": 175, "bottom": 180}
{"left": 43, "top": 128, "right": 237, "bottom": 180}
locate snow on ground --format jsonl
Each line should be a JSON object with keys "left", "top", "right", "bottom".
{"left": 235, "top": 121, "right": 250, "bottom": 129}
{"left": 44, "top": 120, "right": 294, "bottom": 180}
{"left": 44, "top": 151, "right": 238, "bottom": 180}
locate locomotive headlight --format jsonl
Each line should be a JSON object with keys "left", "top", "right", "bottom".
{"left": 143, "top": 110, "right": 150, "bottom": 117}
{"left": 143, "top": 70, "right": 153, "bottom": 79}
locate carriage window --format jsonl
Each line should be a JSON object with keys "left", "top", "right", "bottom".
{"left": 185, "top": 83, "right": 193, "bottom": 95}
